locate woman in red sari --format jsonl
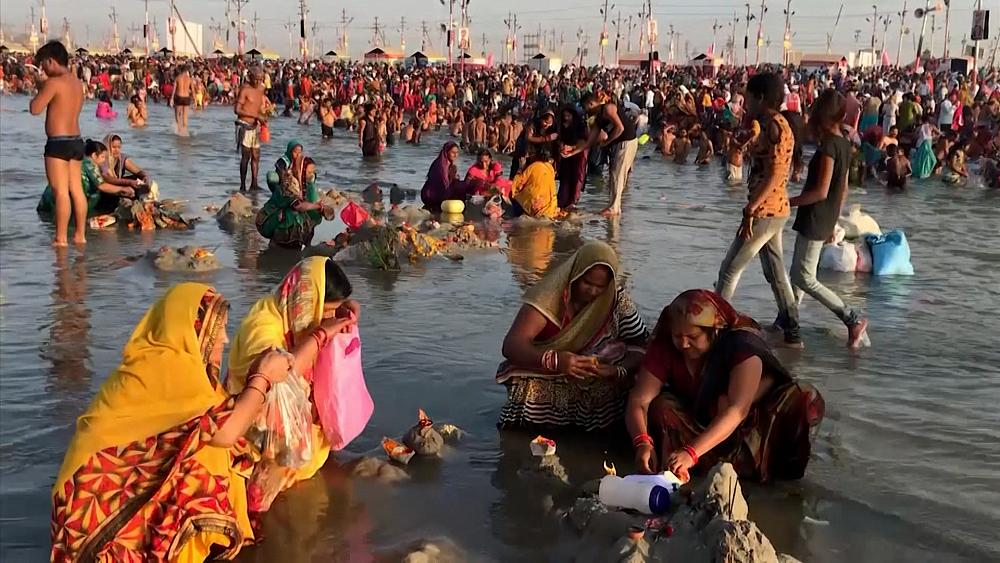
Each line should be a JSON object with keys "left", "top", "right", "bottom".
{"left": 626, "top": 289, "right": 825, "bottom": 482}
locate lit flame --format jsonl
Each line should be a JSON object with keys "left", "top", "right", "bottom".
{"left": 604, "top": 460, "right": 617, "bottom": 476}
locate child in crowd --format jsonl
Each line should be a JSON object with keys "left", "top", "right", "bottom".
{"left": 695, "top": 129, "right": 714, "bottom": 165}
{"left": 885, "top": 144, "right": 911, "bottom": 190}
{"left": 672, "top": 129, "right": 691, "bottom": 164}
{"left": 942, "top": 143, "right": 969, "bottom": 184}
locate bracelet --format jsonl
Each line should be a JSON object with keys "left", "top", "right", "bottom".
{"left": 541, "top": 349, "right": 558, "bottom": 372}
{"left": 243, "top": 385, "right": 267, "bottom": 402}
{"left": 682, "top": 445, "right": 699, "bottom": 465}
{"left": 247, "top": 373, "right": 272, "bottom": 393}
{"left": 632, "top": 433, "right": 654, "bottom": 448}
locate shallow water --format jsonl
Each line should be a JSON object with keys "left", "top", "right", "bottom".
{"left": 1, "top": 98, "right": 998, "bottom": 562}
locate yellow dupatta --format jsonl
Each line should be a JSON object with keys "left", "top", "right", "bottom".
{"left": 51, "top": 283, "right": 255, "bottom": 563}
{"left": 521, "top": 240, "right": 620, "bottom": 353}
{"left": 226, "top": 256, "right": 331, "bottom": 485}
{"left": 55, "top": 282, "right": 229, "bottom": 492}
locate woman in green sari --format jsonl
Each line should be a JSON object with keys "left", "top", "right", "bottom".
{"left": 38, "top": 140, "right": 135, "bottom": 217}
{"left": 256, "top": 140, "right": 328, "bottom": 249}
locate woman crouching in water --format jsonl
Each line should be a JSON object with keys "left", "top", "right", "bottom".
{"left": 626, "top": 290, "right": 824, "bottom": 482}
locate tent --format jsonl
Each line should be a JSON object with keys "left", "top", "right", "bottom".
{"left": 364, "top": 47, "right": 404, "bottom": 63}
{"left": 75, "top": 47, "right": 90, "bottom": 55}
{"left": 528, "top": 52, "right": 562, "bottom": 72}
{"left": 324, "top": 50, "right": 339, "bottom": 57}
{"left": 121, "top": 47, "right": 134, "bottom": 56}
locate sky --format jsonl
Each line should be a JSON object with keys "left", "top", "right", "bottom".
{"left": 0, "top": 0, "right": 991, "bottom": 64}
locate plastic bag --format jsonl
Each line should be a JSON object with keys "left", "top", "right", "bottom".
{"left": 866, "top": 229, "right": 914, "bottom": 276}
{"left": 838, "top": 205, "right": 881, "bottom": 239}
{"left": 313, "top": 323, "right": 374, "bottom": 450}
{"left": 340, "top": 201, "right": 370, "bottom": 230}
{"left": 819, "top": 242, "right": 858, "bottom": 272}
{"left": 260, "top": 121, "right": 271, "bottom": 143}
{"left": 249, "top": 370, "right": 314, "bottom": 469}
{"left": 855, "top": 240, "right": 873, "bottom": 273}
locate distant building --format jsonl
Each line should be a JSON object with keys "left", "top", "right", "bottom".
{"left": 798, "top": 53, "right": 848, "bottom": 72}
{"left": 167, "top": 19, "right": 203, "bottom": 57}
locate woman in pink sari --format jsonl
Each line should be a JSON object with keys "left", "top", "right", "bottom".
{"left": 465, "top": 149, "right": 512, "bottom": 197}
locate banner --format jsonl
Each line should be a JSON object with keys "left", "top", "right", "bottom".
{"left": 971, "top": 10, "right": 989, "bottom": 41}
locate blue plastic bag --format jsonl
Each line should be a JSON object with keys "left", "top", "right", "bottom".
{"left": 865, "top": 230, "right": 914, "bottom": 276}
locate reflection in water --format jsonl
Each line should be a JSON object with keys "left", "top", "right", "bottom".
{"left": 44, "top": 249, "right": 92, "bottom": 396}
{"left": 488, "top": 429, "right": 633, "bottom": 550}
{"left": 240, "top": 465, "right": 376, "bottom": 563}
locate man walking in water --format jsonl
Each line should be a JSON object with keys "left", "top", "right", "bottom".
{"left": 234, "top": 67, "right": 266, "bottom": 191}
{"left": 171, "top": 64, "right": 193, "bottom": 135}
{"left": 30, "top": 41, "right": 86, "bottom": 246}
{"left": 579, "top": 92, "right": 639, "bottom": 217}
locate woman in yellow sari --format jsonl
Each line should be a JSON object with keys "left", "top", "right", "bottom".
{"left": 51, "top": 283, "right": 292, "bottom": 562}
{"left": 227, "top": 256, "right": 359, "bottom": 496}
{"left": 510, "top": 146, "right": 562, "bottom": 220}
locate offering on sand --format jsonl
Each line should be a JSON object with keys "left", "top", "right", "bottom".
{"left": 402, "top": 409, "right": 445, "bottom": 456}
{"left": 382, "top": 437, "right": 416, "bottom": 465}
{"left": 151, "top": 246, "right": 221, "bottom": 272}
{"left": 530, "top": 435, "right": 557, "bottom": 457}
{"left": 88, "top": 215, "right": 117, "bottom": 229}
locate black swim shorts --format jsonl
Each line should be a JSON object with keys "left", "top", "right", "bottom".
{"left": 174, "top": 96, "right": 191, "bottom": 107}
{"left": 44, "top": 136, "right": 85, "bottom": 161}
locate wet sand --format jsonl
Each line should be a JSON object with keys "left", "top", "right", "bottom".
{"left": 1, "top": 98, "right": 998, "bottom": 561}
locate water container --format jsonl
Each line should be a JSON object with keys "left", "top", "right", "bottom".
{"left": 598, "top": 475, "right": 671, "bottom": 515}
{"left": 623, "top": 471, "right": 685, "bottom": 493}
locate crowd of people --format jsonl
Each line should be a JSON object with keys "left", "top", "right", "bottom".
{"left": 12, "top": 37, "right": 1000, "bottom": 561}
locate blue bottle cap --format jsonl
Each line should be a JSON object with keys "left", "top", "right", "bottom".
{"left": 647, "top": 484, "right": 671, "bottom": 515}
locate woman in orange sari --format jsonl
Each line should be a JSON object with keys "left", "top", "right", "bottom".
{"left": 51, "top": 283, "right": 292, "bottom": 562}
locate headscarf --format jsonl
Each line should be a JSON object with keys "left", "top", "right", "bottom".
{"left": 426, "top": 142, "right": 457, "bottom": 185}
{"left": 658, "top": 289, "right": 758, "bottom": 334}
{"left": 54, "top": 283, "right": 229, "bottom": 492}
{"left": 522, "top": 241, "right": 620, "bottom": 353}
{"left": 226, "top": 256, "right": 331, "bottom": 487}
{"left": 102, "top": 132, "right": 126, "bottom": 178}
{"left": 279, "top": 139, "right": 303, "bottom": 170}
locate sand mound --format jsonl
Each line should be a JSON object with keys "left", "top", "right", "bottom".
{"left": 567, "top": 463, "right": 799, "bottom": 563}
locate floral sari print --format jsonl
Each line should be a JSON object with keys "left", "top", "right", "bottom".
{"left": 51, "top": 284, "right": 257, "bottom": 562}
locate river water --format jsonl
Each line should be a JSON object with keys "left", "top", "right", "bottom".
{"left": 1, "top": 99, "right": 998, "bottom": 562}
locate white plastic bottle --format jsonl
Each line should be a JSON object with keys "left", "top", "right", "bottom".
{"left": 598, "top": 475, "right": 671, "bottom": 515}
{"left": 623, "top": 471, "right": 684, "bottom": 493}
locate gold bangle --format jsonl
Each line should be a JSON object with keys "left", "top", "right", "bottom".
{"left": 243, "top": 385, "right": 267, "bottom": 402}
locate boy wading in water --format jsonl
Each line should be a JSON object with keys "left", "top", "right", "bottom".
{"left": 30, "top": 41, "right": 86, "bottom": 247}
{"left": 172, "top": 65, "right": 193, "bottom": 135}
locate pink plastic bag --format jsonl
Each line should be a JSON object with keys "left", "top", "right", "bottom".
{"left": 312, "top": 324, "right": 374, "bottom": 450}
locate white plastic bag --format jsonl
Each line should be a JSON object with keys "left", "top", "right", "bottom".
{"left": 249, "top": 370, "right": 314, "bottom": 469}
{"left": 838, "top": 204, "right": 881, "bottom": 239}
{"left": 819, "top": 242, "right": 859, "bottom": 272}
{"left": 855, "top": 240, "right": 873, "bottom": 273}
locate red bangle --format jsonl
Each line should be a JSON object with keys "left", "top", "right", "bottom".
{"left": 682, "top": 445, "right": 699, "bottom": 465}
{"left": 632, "top": 433, "right": 654, "bottom": 448}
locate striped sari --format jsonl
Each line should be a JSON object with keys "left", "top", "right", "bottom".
{"left": 496, "top": 241, "right": 649, "bottom": 431}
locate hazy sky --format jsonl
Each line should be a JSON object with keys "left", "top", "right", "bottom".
{"left": 0, "top": 0, "right": 990, "bottom": 63}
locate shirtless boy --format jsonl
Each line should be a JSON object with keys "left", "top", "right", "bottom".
{"left": 30, "top": 41, "right": 86, "bottom": 246}
{"left": 172, "top": 65, "right": 193, "bottom": 135}
{"left": 234, "top": 67, "right": 267, "bottom": 191}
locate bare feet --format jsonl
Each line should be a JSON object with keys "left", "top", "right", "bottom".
{"left": 601, "top": 208, "right": 621, "bottom": 217}
{"left": 52, "top": 238, "right": 69, "bottom": 247}
{"left": 847, "top": 318, "right": 869, "bottom": 348}
{"left": 72, "top": 236, "right": 87, "bottom": 245}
